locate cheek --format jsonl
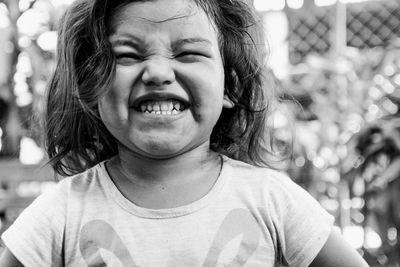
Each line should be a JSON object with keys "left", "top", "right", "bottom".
{"left": 99, "top": 92, "right": 116, "bottom": 117}
{"left": 98, "top": 99, "right": 114, "bottom": 130}
{"left": 110, "top": 68, "right": 136, "bottom": 102}
{"left": 103, "top": 79, "right": 131, "bottom": 108}
{"left": 98, "top": 90, "right": 128, "bottom": 128}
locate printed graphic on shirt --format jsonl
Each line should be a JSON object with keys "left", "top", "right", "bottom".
{"left": 79, "top": 220, "right": 137, "bottom": 266}
{"left": 203, "top": 208, "right": 260, "bottom": 265}
{"left": 79, "top": 208, "right": 261, "bottom": 266}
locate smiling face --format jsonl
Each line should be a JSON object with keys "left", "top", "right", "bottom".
{"left": 99, "top": 0, "right": 233, "bottom": 160}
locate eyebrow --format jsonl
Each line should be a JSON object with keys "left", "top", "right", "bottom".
{"left": 110, "top": 37, "right": 140, "bottom": 49}
{"left": 110, "top": 36, "right": 212, "bottom": 50}
{"left": 171, "top": 38, "right": 212, "bottom": 50}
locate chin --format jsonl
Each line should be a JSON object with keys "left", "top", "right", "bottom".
{"left": 140, "top": 150, "right": 187, "bottom": 160}
{"left": 135, "top": 142, "right": 187, "bottom": 159}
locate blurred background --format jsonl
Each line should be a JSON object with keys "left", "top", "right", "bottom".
{"left": 0, "top": 0, "right": 399, "bottom": 265}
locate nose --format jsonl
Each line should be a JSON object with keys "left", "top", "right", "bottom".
{"left": 141, "top": 57, "right": 175, "bottom": 86}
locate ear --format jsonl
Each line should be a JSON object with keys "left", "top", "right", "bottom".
{"left": 223, "top": 69, "right": 238, "bottom": 109}
{"left": 223, "top": 94, "right": 235, "bottom": 109}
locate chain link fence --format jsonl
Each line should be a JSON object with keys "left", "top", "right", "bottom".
{"left": 287, "top": 0, "right": 400, "bottom": 64}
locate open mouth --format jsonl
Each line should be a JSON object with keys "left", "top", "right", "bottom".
{"left": 136, "top": 99, "right": 187, "bottom": 115}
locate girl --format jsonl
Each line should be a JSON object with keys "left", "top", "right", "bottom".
{"left": 0, "top": 0, "right": 369, "bottom": 266}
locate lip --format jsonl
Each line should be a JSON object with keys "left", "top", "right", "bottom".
{"left": 131, "top": 92, "right": 191, "bottom": 110}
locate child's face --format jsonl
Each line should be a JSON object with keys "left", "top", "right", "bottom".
{"left": 99, "top": 0, "right": 233, "bottom": 159}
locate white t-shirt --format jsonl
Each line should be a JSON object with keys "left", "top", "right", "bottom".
{"left": 2, "top": 155, "right": 334, "bottom": 267}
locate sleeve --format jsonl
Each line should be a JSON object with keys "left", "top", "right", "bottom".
{"left": 268, "top": 172, "right": 335, "bottom": 267}
{"left": 1, "top": 180, "right": 68, "bottom": 267}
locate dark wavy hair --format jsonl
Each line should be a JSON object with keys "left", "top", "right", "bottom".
{"left": 45, "top": 0, "right": 280, "bottom": 176}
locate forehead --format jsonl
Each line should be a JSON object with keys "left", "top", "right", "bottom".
{"left": 108, "top": 0, "right": 214, "bottom": 33}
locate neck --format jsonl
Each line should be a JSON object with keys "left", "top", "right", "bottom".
{"left": 116, "top": 144, "right": 219, "bottom": 183}
{"left": 106, "top": 143, "right": 222, "bottom": 209}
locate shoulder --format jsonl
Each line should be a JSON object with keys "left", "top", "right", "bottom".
{"left": 222, "top": 155, "right": 296, "bottom": 192}
{"left": 221, "top": 155, "right": 329, "bottom": 215}
{"left": 52, "top": 160, "right": 108, "bottom": 195}
{"left": 17, "top": 161, "right": 107, "bottom": 213}
{"left": 0, "top": 161, "right": 110, "bottom": 266}
{"left": 64, "top": 161, "right": 106, "bottom": 191}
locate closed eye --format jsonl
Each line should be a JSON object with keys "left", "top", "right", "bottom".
{"left": 175, "top": 51, "right": 210, "bottom": 62}
{"left": 115, "top": 53, "right": 143, "bottom": 65}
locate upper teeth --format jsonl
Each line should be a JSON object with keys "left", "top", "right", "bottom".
{"left": 139, "top": 100, "right": 184, "bottom": 115}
